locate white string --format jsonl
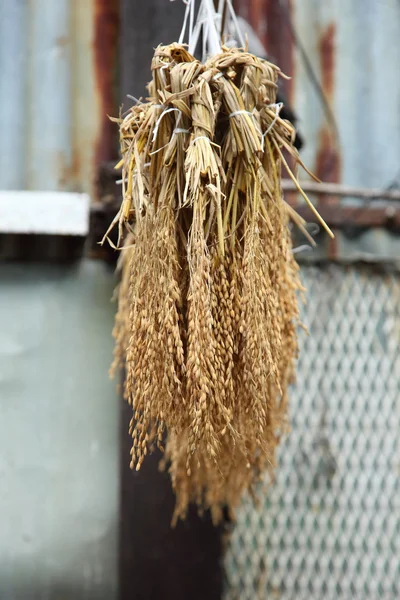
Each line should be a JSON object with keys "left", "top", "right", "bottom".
{"left": 292, "top": 244, "right": 312, "bottom": 255}
{"left": 175, "top": 0, "right": 195, "bottom": 46}
{"left": 227, "top": 104, "right": 285, "bottom": 152}
{"left": 150, "top": 118, "right": 190, "bottom": 156}
{"left": 191, "top": 136, "right": 221, "bottom": 149}
{"left": 191, "top": 135, "right": 210, "bottom": 143}
{"left": 225, "top": 0, "right": 245, "bottom": 48}
{"left": 177, "top": 0, "right": 191, "bottom": 44}
{"left": 203, "top": 0, "right": 223, "bottom": 58}
{"left": 175, "top": 0, "right": 247, "bottom": 58}
{"left": 202, "top": 14, "right": 208, "bottom": 61}
{"left": 217, "top": 0, "right": 226, "bottom": 38}
{"left": 307, "top": 223, "right": 320, "bottom": 237}
{"left": 127, "top": 95, "right": 142, "bottom": 104}
{"left": 229, "top": 110, "right": 254, "bottom": 118}
{"left": 187, "top": 0, "right": 223, "bottom": 60}
{"left": 150, "top": 142, "right": 171, "bottom": 156}
{"left": 262, "top": 102, "right": 284, "bottom": 139}
{"left": 189, "top": 0, "right": 195, "bottom": 42}
{"left": 189, "top": 2, "right": 203, "bottom": 55}
{"left": 151, "top": 107, "right": 182, "bottom": 143}
{"left": 268, "top": 102, "right": 284, "bottom": 111}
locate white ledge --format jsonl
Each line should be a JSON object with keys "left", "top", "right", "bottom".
{"left": 0, "top": 191, "right": 90, "bottom": 236}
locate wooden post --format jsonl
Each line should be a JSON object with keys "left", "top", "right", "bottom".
{"left": 118, "top": 2, "right": 225, "bottom": 598}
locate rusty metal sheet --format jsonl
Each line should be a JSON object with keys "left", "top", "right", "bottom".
{"left": 0, "top": 0, "right": 119, "bottom": 201}
{"left": 0, "top": 0, "right": 119, "bottom": 259}
{"left": 237, "top": 0, "right": 400, "bottom": 261}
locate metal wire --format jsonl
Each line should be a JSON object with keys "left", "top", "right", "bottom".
{"left": 224, "top": 264, "right": 400, "bottom": 600}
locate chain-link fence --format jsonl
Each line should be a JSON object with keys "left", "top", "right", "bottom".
{"left": 223, "top": 264, "right": 400, "bottom": 600}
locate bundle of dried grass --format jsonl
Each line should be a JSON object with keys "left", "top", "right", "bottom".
{"left": 107, "top": 42, "right": 332, "bottom": 524}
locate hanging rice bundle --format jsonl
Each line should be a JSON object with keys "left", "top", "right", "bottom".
{"left": 107, "top": 32, "right": 332, "bottom": 523}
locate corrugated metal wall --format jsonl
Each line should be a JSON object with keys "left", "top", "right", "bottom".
{"left": 237, "top": 0, "right": 400, "bottom": 189}
{"left": 0, "top": 0, "right": 118, "bottom": 198}
{"left": 293, "top": 0, "right": 400, "bottom": 191}
{"left": 237, "top": 0, "right": 400, "bottom": 260}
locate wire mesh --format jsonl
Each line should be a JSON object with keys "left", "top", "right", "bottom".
{"left": 223, "top": 264, "right": 400, "bottom": 600}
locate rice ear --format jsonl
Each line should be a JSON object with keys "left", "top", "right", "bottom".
{"left": 107, "top": 43, "right": 328, "bottom": 523}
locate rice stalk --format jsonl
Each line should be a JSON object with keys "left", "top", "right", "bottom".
{"left": 106, "top": 43, "right": 331, "bottom": 522}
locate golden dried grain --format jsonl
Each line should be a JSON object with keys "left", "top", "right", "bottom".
{"left": 106, "top": 43, "right": 329, "bottom": 522}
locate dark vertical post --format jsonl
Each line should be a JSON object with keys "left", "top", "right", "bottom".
{"left": 120, "top": 0, "right": 186, "bottom": 99}
{"left": 118, "top": 2, "right": 224, "bottom": 599}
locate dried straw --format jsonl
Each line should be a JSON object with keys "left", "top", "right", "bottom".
{"left": 106, "top": 43, "right": 331, "bottom": 523}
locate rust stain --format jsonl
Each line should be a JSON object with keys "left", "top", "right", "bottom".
{"left": 93, "top": 0, "right": 120, "bottom": 197}
{"left": 316, "top": 127, "right": 341, "bottom": 186}
{"left": 317, "top": 23, "right": 340, "bottom": 258}
{"left": 56, "top": 151, "right": 70, "bottom": 189}
{"left": 317, "top": 22, "right": 340, "bottom": 185}
{"left": 57, "top": 150, "right": 81, "bottom": 190}
{"left": 55, "top": 35, "right": 69, "bottom": 48}
{"left": 316, "top": 127, "right": 341, "bottom": 257}
{"left": 316, "top": 26, "right": 340, "bottom": 181}
{"left": 319, "top": 23, "right": 336, "bottom": 99}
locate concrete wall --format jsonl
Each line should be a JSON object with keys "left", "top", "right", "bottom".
{"left": 0, "top": 260, "right": 119, "bottom": 599}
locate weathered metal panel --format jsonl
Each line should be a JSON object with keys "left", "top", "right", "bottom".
{"left": 0, "top": 1, "right": 27, "bottom": 190}
{"left": 27, "top": 0, "right": 72, "bottom": 191}
{"left": 0, "top": 261, "right": 118, "bottom": 599}
{"left": 237, "top": 0, "right": 400, "bottom": 260}
{"left": 0, "top": 0, "right": 119, "bottom": 199}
